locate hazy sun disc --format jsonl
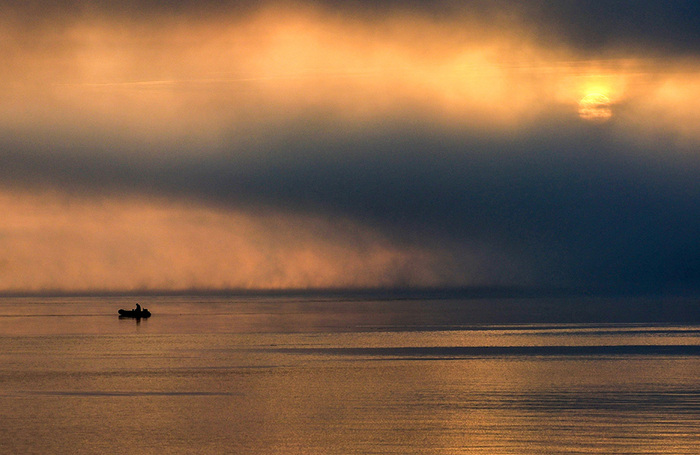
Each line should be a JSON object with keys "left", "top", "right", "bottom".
{"left": 578, "top": 93, "right": 612, "bottom": 121}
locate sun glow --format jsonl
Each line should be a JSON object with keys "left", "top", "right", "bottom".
{"left": 2, "top": 6, "right": 699, "bottom": 143}
{"left": 578, "top": 92, "right": 612, "bottom": 121}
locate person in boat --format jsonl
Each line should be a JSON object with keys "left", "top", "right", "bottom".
{"left": 135, "top": 303, "right": 142, "bottom": 313}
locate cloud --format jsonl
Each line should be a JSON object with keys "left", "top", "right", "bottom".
{"left": 513, "top": 0, "right": 700, "bottom": 56}
{"left": 1, "top": 1, "right": 700, "bottom": 292}
{"left": 6, "top": 1, "right": 699, "bottom": 55}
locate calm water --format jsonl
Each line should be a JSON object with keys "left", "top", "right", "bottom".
{"left": 1, "top": 294, "right": 699, "bottom": 454}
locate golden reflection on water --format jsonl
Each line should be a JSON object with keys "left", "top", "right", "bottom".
{"left": 1, "top": 296, "right": 699, "bottom": 454}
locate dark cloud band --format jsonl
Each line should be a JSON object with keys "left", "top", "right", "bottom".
{"left": 3, "top": 117, "right": 700, "bottom": 291}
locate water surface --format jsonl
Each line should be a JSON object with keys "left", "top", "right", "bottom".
{"left": 1, "top": 295, "right": 698, "bottom": 454}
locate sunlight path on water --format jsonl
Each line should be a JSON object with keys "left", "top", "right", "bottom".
{"left": 0, "top": 295, "right": 699, "bottom": 454}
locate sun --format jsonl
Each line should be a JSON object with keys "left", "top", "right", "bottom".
{"left": 578, "top": 93, "right": 612, "bottom": 121}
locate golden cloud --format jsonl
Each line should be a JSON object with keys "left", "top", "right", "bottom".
{"left": 2, "top": 5, "right": 698, "bottom": 150}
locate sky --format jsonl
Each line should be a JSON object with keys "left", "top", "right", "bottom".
{"left": 1, "top": 0, "right": 700, "bottom": 293}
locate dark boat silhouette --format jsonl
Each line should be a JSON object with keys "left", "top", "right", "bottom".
{"left": 118, "top": 308, "right": 151, "bottom": 318}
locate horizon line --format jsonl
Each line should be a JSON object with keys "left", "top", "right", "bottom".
{"left": 0, "top": 285, "right": 693, "bottom": 299}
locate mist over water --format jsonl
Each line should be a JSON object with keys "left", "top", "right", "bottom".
{"left": 1, "top": 294, "right": 699, "bottom": 454}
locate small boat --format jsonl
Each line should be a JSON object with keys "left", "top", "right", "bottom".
{"left": 118, "top": 308, "right": 151, "bottom": 318}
